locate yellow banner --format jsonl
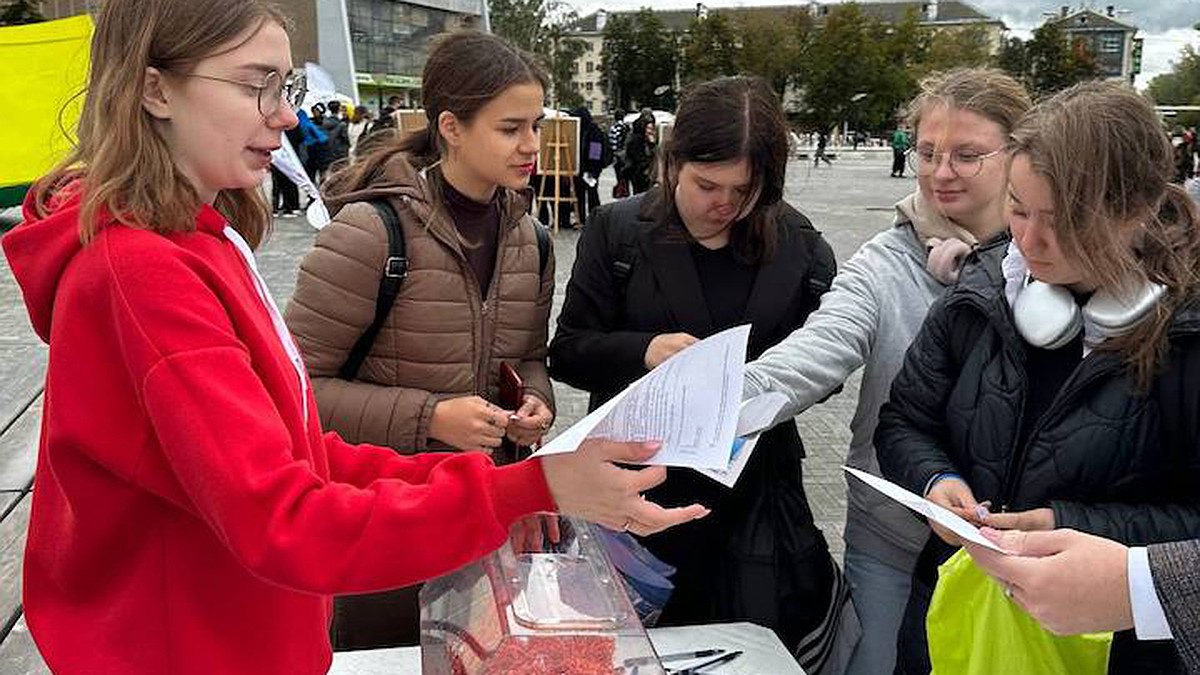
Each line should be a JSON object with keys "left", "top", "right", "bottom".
{"left": 0, "top": 15, "right": 92, "bottom": 188}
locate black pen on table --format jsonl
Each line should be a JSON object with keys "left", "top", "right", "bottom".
{"left": 673, "top": 649, "right": 743, "bottom": 674}
{"left": 659, "top": 648, "right": 726, "bottom": 662}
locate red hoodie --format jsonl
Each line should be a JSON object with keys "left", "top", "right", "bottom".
{"left": 1, "top": 189, "right": 555, "bottom": 675}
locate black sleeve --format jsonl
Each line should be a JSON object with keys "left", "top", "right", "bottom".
{"left": 805, "top": 233, "right": 837, "bottom": 315}
{"left": 547, "top": 205, "right": 656, "bottom": 394}
{"left": 875, "top": 294, "right": 963, "bottom": 495}
{"left": 1052, "top": 340, "right": 1200, "bottom": 544}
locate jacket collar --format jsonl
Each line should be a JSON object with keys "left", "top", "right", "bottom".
{"left": 628, "top": 189, "right": 811, "bottom": 342}
{"left": 631, "top": 189, "right": 715, "bottom": 336}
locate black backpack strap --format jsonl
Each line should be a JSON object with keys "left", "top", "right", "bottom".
{"left": 806, "top": 239, "right": 836, "bottom": 299}
{"left": 533, "top": 220, "right": 550, "bottom": 277}
{"left": 604, "top": 198, "right": 644, "bottom": 305}
{"left": 338, "top": 199, "right": 407, "bottom": 381}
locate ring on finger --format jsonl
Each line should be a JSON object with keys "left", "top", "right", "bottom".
{"left": 1004, "top": 584, "right": 1014, "bottom": 599}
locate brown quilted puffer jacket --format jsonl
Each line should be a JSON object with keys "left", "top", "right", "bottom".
{"left": 284, "top": 155, "right": 555, "bottom": 454}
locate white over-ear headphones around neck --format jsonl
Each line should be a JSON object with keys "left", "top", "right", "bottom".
{"left": 1012, "top": 275, "right": 1166, "bottom": 349}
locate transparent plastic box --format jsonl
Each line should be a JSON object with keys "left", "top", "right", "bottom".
{"left": 419, "top": 517, "right": 664, "bottom": 675}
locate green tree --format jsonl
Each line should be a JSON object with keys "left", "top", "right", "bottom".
{"left": 917, "top": 25, "right": 993, "bottom": 78}
{"left": 994, "top": 35, "right": 1030, "bottom": 81}
{"left": 491, "top": 0, "right": 586, "bottom": 107}
{"left": 867, "top": 8, "right": 923, "bottom": 130}
{"left": 1147, "top": 45, "right": 1200, "bottom": 127}
{"left": 1025, "top": 22, "right": 1098, "bottom": 95}
{"left": 736, "top": 10, "right": 809, "bottom": 98}
{"left": 601, "top": 9, "right": 678, "bottom": 111}
{"left": 793, "top": 5, "right": 877, "bottom": 131}
{"left": 792, "top": 5, "right": 921, "bottom": 134}
{"left": 490, "top": 0, "right": 547, "bottom": 53}
{"left": 0, "top": 0, "right": 44, "bottom": 25}
{"left": 680, "top": 12, "right": 738, "bottom": 86}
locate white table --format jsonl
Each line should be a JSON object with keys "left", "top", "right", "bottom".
{"left": 328, "top": 621, "right": 805, "bottom": 674}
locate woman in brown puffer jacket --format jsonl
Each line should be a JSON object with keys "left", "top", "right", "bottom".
{"left": 283, "top": 31, "right": 555, "bottom": 650}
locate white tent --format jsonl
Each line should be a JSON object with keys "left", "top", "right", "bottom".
{"left": 623, "top": 110, "right": 675, "bottom": 126}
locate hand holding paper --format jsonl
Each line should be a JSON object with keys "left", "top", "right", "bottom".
{"left": 843, "top": 467, "right": 1008, "bottom": 554}
{"left": 536, "top": 326, "right": 750, "bottom": 470}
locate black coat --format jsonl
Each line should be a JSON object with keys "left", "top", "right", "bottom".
{"left": 877, "top": 237, "right": 1200, "bottom": 674}
{"left": 548, "top": 190, "right": 841, "bottom": 659}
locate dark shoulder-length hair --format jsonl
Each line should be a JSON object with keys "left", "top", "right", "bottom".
{"left": 323, "top": 30, "right": 547, "bottom": 200}
{"left": 657, "top": 76, "right": 789, "bottom": 264}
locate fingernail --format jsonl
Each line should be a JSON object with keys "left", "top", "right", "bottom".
{"left": 643, "top": 441, "right": 662, "bottom": 451}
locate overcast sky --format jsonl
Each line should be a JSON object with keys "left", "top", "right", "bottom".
{"left": 565, "top": 0, "right": 1200, "bottom": 88}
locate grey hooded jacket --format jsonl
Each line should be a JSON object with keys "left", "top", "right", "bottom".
{"left": 743, "top": 203, "right": 952, "bottom": 571}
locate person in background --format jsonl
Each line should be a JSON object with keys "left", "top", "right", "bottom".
{"left": 269, "top": 162, "right": 300, "bottom": 217}
{"left": 876, "top": 80, "right": 1200, "bottom": 675}
{"left": 742, "top": 67, "right": 1031, "bottom": 675}
{"left": 347, "top": 105, "right": 372, "bottom": 153}
{"left": 891, "top": 124, "right": 911, "bottom": 177}
{"left": 813, "top": 130, "right": 833, "bottom": 167}
{"left": 299, "top": 103, "right": 328, "bottom": 183}
{"left": 549, "top": 76, "right": 850, "bottom": 675}
{"left": 285, "top": 31, "right": 560, "bottom": 650}
{"left": 572, "top": 105, "right": 609, "bottom": 225}
{"left": 0, "top": 3, "right": 708, "bottom": 672}
{"left": 624, "top": 108, "right": 657, "bottom": 195}
{"left": 321, "top": 100, "right": 351, "bottom": 172}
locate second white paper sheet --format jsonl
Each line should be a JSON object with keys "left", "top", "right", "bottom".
{"left": 536, "top": 325, "right": 750, "bottom": 470}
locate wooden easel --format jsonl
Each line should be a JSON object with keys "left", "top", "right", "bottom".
{"left": 535, "top": 117, "right": 582, "bottom": 232}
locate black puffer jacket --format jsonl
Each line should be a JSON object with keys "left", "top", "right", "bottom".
{"left": 877, "top": 237, "right": 1200, "bottom": 673}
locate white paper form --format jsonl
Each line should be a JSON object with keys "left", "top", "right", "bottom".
{"left": 535, "top": 325, "right": 751, "bottom": 470}
{"left": 843, "top": 467, "right": 1008, "bottom": 553}
{"left": 698, "top": 392, "right": 791, "bottom": 488}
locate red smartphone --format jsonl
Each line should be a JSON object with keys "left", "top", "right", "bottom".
{"left": 499, "top": 362, "right": 524, "bottom": 411}
{"left": 498, "top": 363, "right": 527, "bottom": 463}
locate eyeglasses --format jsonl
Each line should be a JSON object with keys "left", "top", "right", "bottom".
{"left": 907, "top": 146, "right": 1005, "bottom": 178}
{"left": 181, "top": 69, "right": 307, "bottom": 118}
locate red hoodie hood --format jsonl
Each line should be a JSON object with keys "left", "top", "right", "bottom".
{"left": 1, "top": 186, "right": 227, "bottom": 343}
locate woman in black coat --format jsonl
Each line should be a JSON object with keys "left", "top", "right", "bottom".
{"left": 877, "top": 81, "right": 1200, "bottom": 675}
{"left": 548, "top": 76, "right": 850, "bottom": 675}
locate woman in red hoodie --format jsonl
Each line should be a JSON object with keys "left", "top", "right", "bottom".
{"left": 0, "top": 1, "right": 708, "bottom": 673}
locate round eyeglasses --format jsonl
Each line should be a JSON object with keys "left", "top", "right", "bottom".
{"left": 181, "top": 69, "right": 307, "bottom": 118}
{"left": 906, "top": 146, "right": 1005, "bottom": 179}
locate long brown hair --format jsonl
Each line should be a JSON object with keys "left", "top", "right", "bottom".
{"left": 31, "top": 0, "right": 286, "bottom": 248}
{"left": 323, "top": 31, "right": 547, "bottom": 200}
{"left": 658, "top": 76, "right": 788, "bottom": 264}
{"left": 1009, "top": 80, "right": 1200, "bottom": 388}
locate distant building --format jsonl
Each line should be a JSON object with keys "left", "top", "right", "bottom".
{"left": 42, "top": 0, "right": 485, "bottom": 111}
{"left": 570, "top": 0, "right": 1005, "bottom": 116}
{"left": 1044, "top": 4, "right": 1141, "bottom": 84}
{"left": 278, "top": 0, "right": 483, "bottom": 110}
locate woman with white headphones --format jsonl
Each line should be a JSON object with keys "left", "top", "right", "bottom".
{"left": 877, "top": 80, "right": 1200, "bottom": 674}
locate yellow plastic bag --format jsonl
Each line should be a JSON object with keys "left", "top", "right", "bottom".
{"left": 928, "top": 548, "right": 1112, "bottom": 675}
